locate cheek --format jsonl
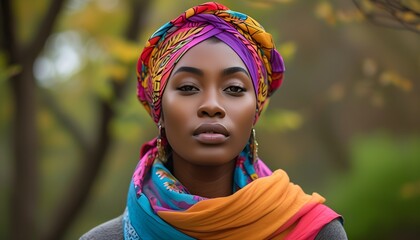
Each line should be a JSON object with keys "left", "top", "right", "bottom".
{"left": 228, "top": 96, "right": 256, "bottom": 142}
{"left": 161, "top": 94, "right": 193, "bottom": 142}
{"left": 231, "top": 97, "right": 256, "bottom": 126}
{"left": 161, "top": 92, "right": 184, "bottom": 126}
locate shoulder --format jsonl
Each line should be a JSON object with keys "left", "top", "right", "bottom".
{"left": 315, "top": 219, "right": 348, "bottom": 240}
{"left": 80, "top": 215, "right": 124, "bottom": 240}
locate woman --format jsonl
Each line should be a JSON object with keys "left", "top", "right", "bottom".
{"left": 81, "top": 2, "right": 346, "bottom": 239}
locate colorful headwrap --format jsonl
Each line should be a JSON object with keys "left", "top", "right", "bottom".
{"left": 137, "top": 2, "right": 285, "bottom": 123}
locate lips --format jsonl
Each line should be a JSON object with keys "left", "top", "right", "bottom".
{"left": 193, "top": 123, "right": 230, "bottom": 144}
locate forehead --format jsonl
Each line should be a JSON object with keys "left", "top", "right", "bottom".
{"left": 174, "top": 39, "right": 248, "bottom": 70}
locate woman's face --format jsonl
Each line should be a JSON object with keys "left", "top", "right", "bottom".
{"left": 161, "top": 39, "right": 256, "bottom": 167}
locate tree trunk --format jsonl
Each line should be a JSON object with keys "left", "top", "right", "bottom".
{"left": 41, "top": 1, "right": 153, "bottom": 239}
{"left": 10, "top": 64, "right": 38, "bottom": 240}
{"left": 1, "top": 0, "right": 67, "bottom": 238}
{"left": 1, "top": 0, "right": 38, "bottom": 238}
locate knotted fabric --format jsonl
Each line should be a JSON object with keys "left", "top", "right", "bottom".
{"left": 124, "top": 139, "right": 341, "bottom": 239}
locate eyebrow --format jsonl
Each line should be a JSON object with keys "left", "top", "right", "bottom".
{"left": 173, "top": 66, "right": 204, "bottom": 76}
{"left": 173, "top": 66, "right": 250, "bottom": 78}
{"left": 222, "top": 67, "right": 250, "bottom": 78}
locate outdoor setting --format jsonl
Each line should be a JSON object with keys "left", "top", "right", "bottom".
{"left": 1, "top": 0, "right": 419, "bottom": 239}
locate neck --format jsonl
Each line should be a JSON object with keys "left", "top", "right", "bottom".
{"left": 171, "top": 154, "right": 236, "bottom": 198}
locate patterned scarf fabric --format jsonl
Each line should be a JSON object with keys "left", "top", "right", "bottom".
{"left": 124, "top": 139, "right": 340, "bottom": 239}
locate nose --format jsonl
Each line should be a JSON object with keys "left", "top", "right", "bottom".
{"left": 197, "top": 90, "right": 226, "bottom": 118}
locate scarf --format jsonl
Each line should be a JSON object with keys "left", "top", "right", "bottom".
{"left": 124, "top": 139, "right": 340, "bottom": 239}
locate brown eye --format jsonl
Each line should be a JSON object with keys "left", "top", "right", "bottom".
{"left": 225, "top": 86, "right": 246, "bottom": 94}
{"left": 177, "top": 85, "right": 199, "bottom": 92}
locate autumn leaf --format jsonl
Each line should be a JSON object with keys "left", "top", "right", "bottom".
{"left": 0, "top": 52, "right": 22, "bottom": 82}
{"left": 400, "top": 180, "right": 420, "bottom": 199}
{"left": 100, "top": 36, "right": 140, "bottom": 63}
{"left": 245, "top": 0, "right": 294, "bottom": 9}
{"left": 396, "top": 11, "right": 418, "bottom": 23}
{"left": 315, "top": 1, "right": 336, "bottom": 25}
{"left": 258, "top": 109, "right": 303, "bottom": 132}
{"left": 328, "top": 82, "right": 346, "bottom": 102}
{"left": 278, "top": 41, "right": 297, "bottom": 62}
{"left": 104, "top": 63, "right": 128, "bottom": 82}
{"left": 379, "top": 71, "right": 413, "bottom": 92}
{"left": 362, "top": 58, "right": 378, "bottom": 77}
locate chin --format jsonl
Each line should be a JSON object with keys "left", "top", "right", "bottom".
{"left": 183, "top": 153, "right": 238, "bottom": 167}
{"left": 195, "top": 158, "right": 235, "bottom": 167}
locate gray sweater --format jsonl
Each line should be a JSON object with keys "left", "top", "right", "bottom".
{"left": 80, "top": 216, "right": 347, "bottom": 240}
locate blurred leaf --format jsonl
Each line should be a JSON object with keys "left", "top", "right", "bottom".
{"left": 38, "top": 108, "right": 69, "bottom": 147}
{"left": 245, "top": 0, "right": 294, "bottom": 9}
{"left": 89, "top": 64, "right": 114, "bottom": 101}
{"left": 400, "top": 180, "right": 420, "bottom": 200}
{"left": 404, "top": 0, "right": 420, "bottom": 11}
{"left": 246, "top": 1, "right": 273, "bottom": 9}
{"left": 104, "top": 63, "right": 128, "bottom": 82}
{"left": 259, "top": 109, "right": 303, "bottom": 132}
{"left": 0, "top": 52, "right": 22, "bottom": 83}
{"left": 266, "top": 0, "right": 294, "bottom": 3}
{"left": 111, "top": 117, "right": 143, "bottom": 142}
{"left": 328, "top": 82, "right": 346, "bottom": 102}
{"left": 94, "top": 79, "right": 113, "bottom": 101}
{"left": 38, "top": 108, "right": 54, "bottom": 129}
{"left": 336, "top": 9, "right": 364, "bottom": 23}
{"left": 315, "top": 1, "right": 336, "bottom": 25}
{"left": 360, "top": 0, "right": 375, "bottom": 13}
{"left": 352, "top": 58, "right": 413, "bottom": 108}
{"left": 278, "top": 41, "right": 297, "bottom": 62}
{"left": 379, "top": 70, "right": 413, "bottom": 92}
{"left": 316, "top": 1, "right": 364, "bottom": 25}
{"left": 66, "top": 3, "right": 106, "bottom": 34}
{"left": 100, "top": 36, "right": 140, "bottom": 63}
{"left": 396, "top": 11, "right": 418, "bottom": 23}
{"left": 64, "top": 1, "right": 128, "bottom": 36}
{"left": 362, "top": 58, "right": 378, "bottom": 77}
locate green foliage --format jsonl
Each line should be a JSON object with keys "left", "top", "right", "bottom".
{"left": 327, "top": 133, "right": 420, "bottom": 239}
{"left": 278, "top": 41, "right": 297, "bottom": 62}
{"left": 258, "top": 109, "right": 303, "bottom": 132}
{"left": 0, "top": 52, "right": 21, "bottom": 84}
{"left": 111, "top": 89, "right": 155, "bottom": 142}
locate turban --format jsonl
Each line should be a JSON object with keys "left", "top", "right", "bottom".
{"left": 137, "top": 2, "right": 285, "bottom": 123}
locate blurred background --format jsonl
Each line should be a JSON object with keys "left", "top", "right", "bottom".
{"left": 1, "top": 0, "right": 419, "bottom": 239}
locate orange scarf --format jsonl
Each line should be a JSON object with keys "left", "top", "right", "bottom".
{"left": 158, "top": 170, "right": 336, "bottom": 239}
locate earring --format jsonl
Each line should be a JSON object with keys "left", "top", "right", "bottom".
{"left": 250, "top": 128, "right": 258, "bottom": 163}
{"left": 157, "top": 124, "right": 167, "bottom": 163}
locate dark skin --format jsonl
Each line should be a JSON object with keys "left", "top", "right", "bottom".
{"left": 170, "top": 160, "right": 236, "bottom": 198}
{"left": 161, "top": 39, "right": 256, "bottom": 198}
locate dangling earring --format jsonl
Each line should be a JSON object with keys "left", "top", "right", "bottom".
{"left": 157, "top": 124, "right": 167, "bottom": 163}
{"left": 250, "top": 128, "right": 258, "bottom": 163}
